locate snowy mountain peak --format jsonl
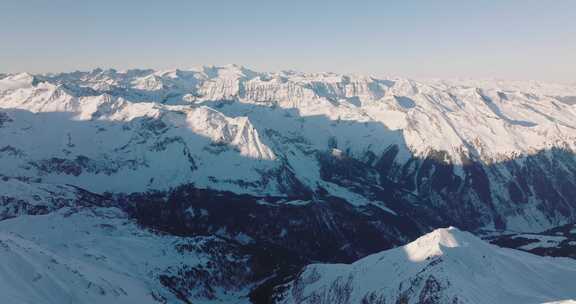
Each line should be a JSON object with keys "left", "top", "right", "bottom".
{"left": 276, "top": 227, "right": 576, "bottom": 304}
{"left": 414, "top": 226, "right": 462, "bottom": 247}
{"left": 403, "top": 227, "right": 475, "bottom": 261}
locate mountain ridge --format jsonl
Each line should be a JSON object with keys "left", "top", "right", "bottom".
{"left": 273, "top": 227, "right": 576, "bottom": 304}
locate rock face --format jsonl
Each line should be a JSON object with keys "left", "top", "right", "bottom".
{"left": 273, "top": 227, "right": 576, "bottom": 304}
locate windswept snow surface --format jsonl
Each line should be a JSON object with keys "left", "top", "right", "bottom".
{"left": 0, "top": 207, "right": 254, "bottom": 304}
{"left": 0, "top": 231, "right": 157, "bottom": 304}
{"left": 275, "top": 227, "right": 576, "bottom": 304}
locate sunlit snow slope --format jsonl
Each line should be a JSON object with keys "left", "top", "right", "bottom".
{"left": 0, "top": 206, "right": 257, "bottom": 304}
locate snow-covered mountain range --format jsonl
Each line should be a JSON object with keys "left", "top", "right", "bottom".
{"left": 2, "top": 65, "right": 576, "bottom": 231}
{"left": 1, "top": 65, "right": 576, "bottom": 303}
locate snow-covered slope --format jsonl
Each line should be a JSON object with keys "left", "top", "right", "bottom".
{"left": 2, "top": 65, "right": 576, "bottom": 231}
{"left": 0, "top": 230, "right": 159, "bottom": 304}
{"left": 0, "top": 206, "right": 259, "bottom": 304}
{"left": 0, "top": 177, "right": 114, "bottom": 216}
{"left": 274, "top": 227, "right": 576, "bottom": 304}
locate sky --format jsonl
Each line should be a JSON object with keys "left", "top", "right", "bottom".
{"left": 1, "top": 0, "right": 575, "bottom": 82}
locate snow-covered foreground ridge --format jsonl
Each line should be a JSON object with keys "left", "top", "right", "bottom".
{"left": 275, "top": 227, "right": 576, "bottom": 304}
{"left": 0, "top": 207, "right": 258, "bottom": 304}
{"left": 2, "top": 65, "right": 576, "bottom": 231}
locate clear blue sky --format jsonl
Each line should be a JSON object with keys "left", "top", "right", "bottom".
{"left": 1, "top": 0, "right": 575, "bottom": 81}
